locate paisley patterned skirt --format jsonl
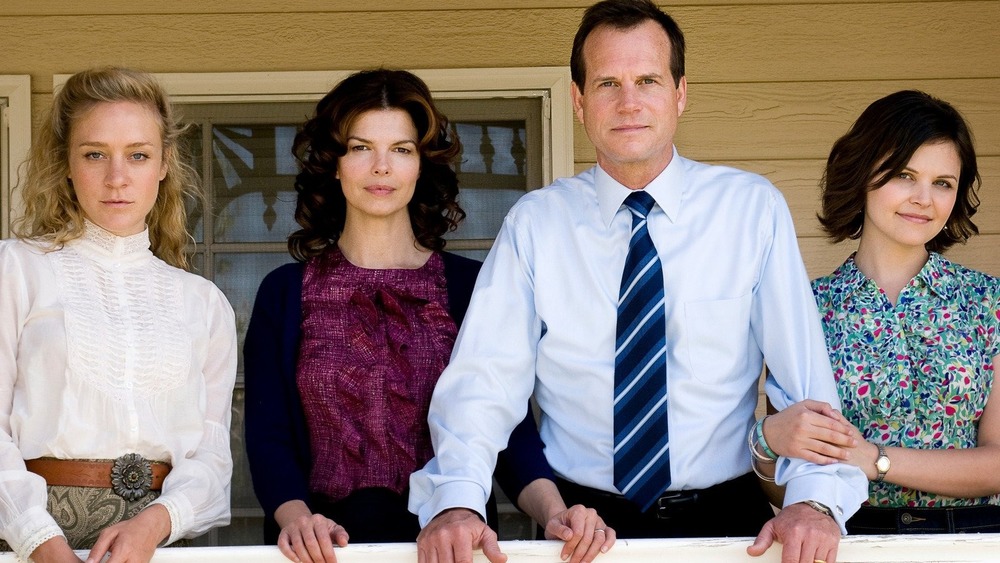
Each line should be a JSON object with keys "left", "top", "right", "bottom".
{"left": 0, "top": 485, "right": 161, "bottom": 551}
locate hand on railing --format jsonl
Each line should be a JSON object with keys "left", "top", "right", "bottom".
{"left": 542, "top": 504, "right": 616, "bottom": 563}
{"left": 274, "top": 500, "right": 349, "bottom": 563}
{"left": 417, "top": 507, "right": 506, "bottom": 563}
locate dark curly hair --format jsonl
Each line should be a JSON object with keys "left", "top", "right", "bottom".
{"left": 288, "top": 69, "right": 465, "bottom": 261}
{"left": 819, "top": 90, "right": 980, "bottom": 253}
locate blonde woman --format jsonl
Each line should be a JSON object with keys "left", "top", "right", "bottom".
{"left": 0, "top": 67, "right": 236, "bottom": 562}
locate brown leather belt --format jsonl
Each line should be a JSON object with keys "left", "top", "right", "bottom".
{"left": 25, "top": 457, "right": 170, "bottom": 493}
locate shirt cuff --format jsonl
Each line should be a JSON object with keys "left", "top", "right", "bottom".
{"left": 781, "top": 463, "right": 868, "bottom": 535}
{"left": 150, "top": 495, "right": 188, "bottom": 545}
{"left": 411, "top": 478, "right": 488, "bottom": 528}
{"left": 3, "top": 505, "right": 63, "bottom": 562}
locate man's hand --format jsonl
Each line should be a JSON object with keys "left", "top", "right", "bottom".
{"left": 542, "top": 504, "right": 615, "bottom": 563}
{"left": 746, "top": 502, "right": 841, "bottom": 563}
{"left": 417, "top": 508, "right": 506, "bottom": 563}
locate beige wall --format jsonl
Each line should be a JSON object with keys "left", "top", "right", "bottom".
{"left": 2, "top": 0, "right": 997, "bottom": 276}
{"left": 1, "top": 0, "right": 997, "bottom": 544}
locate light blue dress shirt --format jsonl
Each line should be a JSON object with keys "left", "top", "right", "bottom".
{"left": 410, "top": 149, "right": 868, "bottom": 531}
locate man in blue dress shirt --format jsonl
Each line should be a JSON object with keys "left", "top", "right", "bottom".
{"left": 409, "top": 1, "right": 868, "bottom": 562}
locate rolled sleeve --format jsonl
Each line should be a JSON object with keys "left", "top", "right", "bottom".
{"left": 754, "top": 189, "right": 868, "bottom": 532}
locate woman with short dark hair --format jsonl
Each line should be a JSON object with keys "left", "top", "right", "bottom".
{"left": 757, "top": 90, "right": 1000, "bottom": 534}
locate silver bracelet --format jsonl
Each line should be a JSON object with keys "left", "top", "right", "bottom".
{"left": 747, "top": 418, "right": 777, "bottom": 464}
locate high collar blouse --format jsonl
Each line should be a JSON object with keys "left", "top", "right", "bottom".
{"left": 0, "top": 222, "right": 237, "bottom": 560}
{"left": 813, "top": 252, "right": 1000, "bottom": 508}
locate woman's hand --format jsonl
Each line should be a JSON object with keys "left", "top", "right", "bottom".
{"left": 274, "top": 499, "right": 349, "bottom": 563}
{"left": 764, "top": 400, "right": 858, "bottom": 465}
{"left": 30, "top": 536, "right": 85, "bottom": 563}
{"left": 515, "top": 479, "right": 614, "bottom": 563}
{"left": 542, "top": 504, "right": 616, "bottom": 563}
{"left": 85, "top": 503, "right": 171, "bottom": 563}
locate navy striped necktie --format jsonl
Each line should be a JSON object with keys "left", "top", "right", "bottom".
{"left": 614, "top": 190, "right": 671, "bottom": 511}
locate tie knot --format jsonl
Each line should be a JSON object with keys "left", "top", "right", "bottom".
{"left": 623, "top": 190, "right": 656, "bottom": 219}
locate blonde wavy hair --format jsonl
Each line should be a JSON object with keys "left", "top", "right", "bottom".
{"left": 13, "top": 66, "right": 198, "bottom": 269}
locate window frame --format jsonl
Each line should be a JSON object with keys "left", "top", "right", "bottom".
{"left": 0, "top": 75, "right": 31, "bottom": 238}
{"left": 56, "top": 67, "right": 574, "bottom": 186}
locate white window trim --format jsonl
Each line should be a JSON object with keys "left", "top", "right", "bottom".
{"left": 55, "top": 68, "right": 575, "bottom": 187}
{"left": 1, "top": 75, "right": 31, "bottom": 238}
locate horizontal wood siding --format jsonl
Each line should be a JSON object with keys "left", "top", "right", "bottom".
{"left": 1, "top": 0, "right": 997, "bottom": 546}
{"left": 2, "top": 3, "right": 997, "bottom": 275}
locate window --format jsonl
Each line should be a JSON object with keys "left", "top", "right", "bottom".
{"left": 52, "top": 68, "right": 572, "bottom": 545}
{"left": 0, "top": 75, "right": 31, "bottom": 239}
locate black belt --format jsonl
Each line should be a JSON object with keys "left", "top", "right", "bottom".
{"left": 849, "top": 504, "right": 1000, "bottom": 534}
{"left": 557, "top": 472, "right": 760, "bottom": 519}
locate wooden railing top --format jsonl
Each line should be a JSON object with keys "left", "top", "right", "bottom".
{"left": 31, "top": 534, "right": 1000, "bottom": 562}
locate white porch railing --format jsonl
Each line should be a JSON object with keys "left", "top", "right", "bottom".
{"left": 23, "top": 534, "right": 1000, "bottom": 562}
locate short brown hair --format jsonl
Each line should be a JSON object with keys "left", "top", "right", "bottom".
{"left": 818, "top": 90, "right": 980, "bottom": 253}
{"left": 571, "top": 0, "right": 686, "bottom": 89}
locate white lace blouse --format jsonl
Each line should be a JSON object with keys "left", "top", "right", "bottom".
{"left": 0, "top": 223, "right": 237, "bottom": 560}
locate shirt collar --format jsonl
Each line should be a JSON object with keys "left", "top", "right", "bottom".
{"left": 596, "top": 146, "right": 685, "bottom": 227}
{"left": 77, "top": 219, "right": 152, "bottom": 258}
{"left": 916, "top": 251, "right": 960, "bottom": 301}
{"left": 827, "top": 251, "right": 959, "bottom": 309}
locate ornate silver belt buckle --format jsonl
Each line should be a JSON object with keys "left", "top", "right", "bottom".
{"left": 110, "top": 453, "right": 153, "bottom": 501}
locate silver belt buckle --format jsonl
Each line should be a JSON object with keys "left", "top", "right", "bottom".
{"left": 110, "top": 453, "right": 153, "bottom": 501}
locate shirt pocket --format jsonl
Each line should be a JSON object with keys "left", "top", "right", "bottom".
{"left": 683, "top": 294, "right": 752, "bottom": 384}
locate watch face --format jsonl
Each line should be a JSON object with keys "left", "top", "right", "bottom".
{"left": 876, "top": 456, "right": 890, "bottom": 472}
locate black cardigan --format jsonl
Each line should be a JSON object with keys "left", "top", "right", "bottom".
{"left": 244, "top": 252, "right": 553, "bottom": 541}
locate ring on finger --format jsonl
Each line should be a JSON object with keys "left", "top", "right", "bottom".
{"left": 814, "top": 560, "right": 827, "bottom": 563}
{"left": 594, "top": 528, "right": 605, "bottom": 534}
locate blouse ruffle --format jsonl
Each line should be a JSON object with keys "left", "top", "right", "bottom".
{"left": 297, "top": 248, "right": 456, "bottom": 501}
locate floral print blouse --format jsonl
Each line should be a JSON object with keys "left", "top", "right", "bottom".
{"left": 813, "top": 252, "right": 1000, "bottom": 508}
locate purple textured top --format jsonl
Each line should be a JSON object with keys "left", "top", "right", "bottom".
{"left": 297, "top": 247, "right": 455, "bottom": 501}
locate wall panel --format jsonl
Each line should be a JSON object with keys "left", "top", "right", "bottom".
{"left": 2, "top": 3, "right": 997, "bottom": 91}
{"left": 1, "top": 0, "right": 998, "bottom": 548}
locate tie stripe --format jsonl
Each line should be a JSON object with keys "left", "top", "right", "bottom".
{"left": 613, "top": 190, "right": 671, "bottom": 510}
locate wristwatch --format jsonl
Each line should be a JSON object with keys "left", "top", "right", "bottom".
{"left": 801, "top": 500, "right": 833, "bottom": 518}
{"left": 875, "top": 445, "right": 891, "bottom": 482}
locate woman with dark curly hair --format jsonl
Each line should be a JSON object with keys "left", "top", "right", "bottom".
{"left": 243, "top": 69, "right": 557, "bottom": 563}
{"left": 755, "top": 90, "right": 1000, "bottom": 535}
